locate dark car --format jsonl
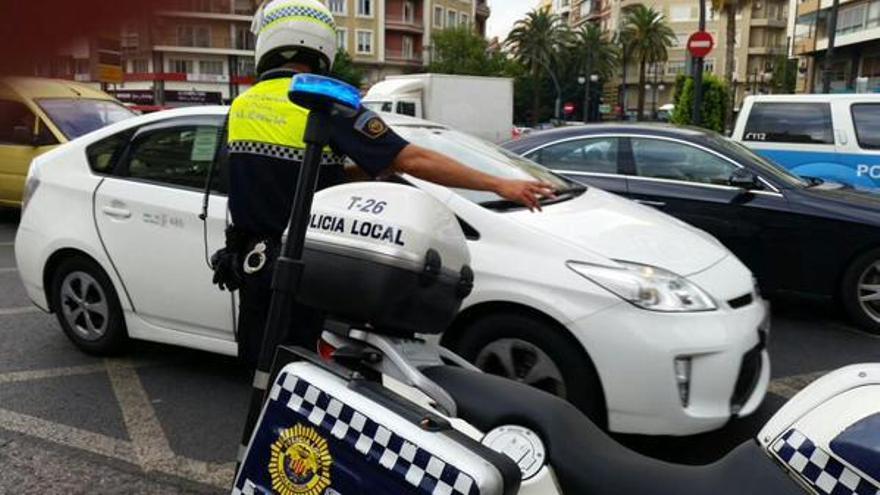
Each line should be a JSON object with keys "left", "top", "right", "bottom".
{"left": 503, "top": 123, "right": 880, "bottom": 334}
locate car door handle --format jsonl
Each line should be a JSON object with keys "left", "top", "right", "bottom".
{"left": 101, "top": 205, "right": 132, "bottom": 219}
{"left": 634, "top": 199, "right": 667, "bottom": 207}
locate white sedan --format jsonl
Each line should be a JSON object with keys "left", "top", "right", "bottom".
{"left": 15, "top": 107, "right": 769, "bottom": 436}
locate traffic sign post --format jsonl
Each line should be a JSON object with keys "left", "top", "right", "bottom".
{"left": 687, "top": 22, "right": 713, "bottom": 126}
{"left": 686, "top": 31, "right": 714, "bottom": 59}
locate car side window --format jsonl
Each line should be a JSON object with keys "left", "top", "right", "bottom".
{"left": 631, "top": 138, "right": 739, "bottom": 186}
{"left": 125, "top": 125, "right": 222, "bottom": 190}
{"left": 743, "top": 102, "right": 834, "bottom": 144}
{"left": 528, "top": 137, "right": 619, "bottom": 174}
{"left": 0, "top": 99, "right": 36, "bottom": 145}
{"left": 87, "top": 130, "right": 134, "bottom": 174}
{"left": 851, "top": 104, "right": 880, "bottom": 150}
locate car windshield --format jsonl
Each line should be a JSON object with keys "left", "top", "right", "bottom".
{"left": 36, "top": 98, "right": 135, "bottom": 139}
{"left": 709, "top": 135, "right": 810, "bottom": 188}
{"left": 393, "top": 125, "right": 580, "bottom": 207}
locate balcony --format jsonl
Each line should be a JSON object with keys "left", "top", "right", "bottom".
{"left": 794, "top": 36, "right": 817, "bottom": 55}
{"left": 747, "top": 45, "right": 787, "bottom": 56}
{"left": 385, "top": 49, "right": 423, "bottom": 65}
{"left": 797, "top": 0, "right": 820, "bottom": 16}
{"left": 476, "top": 1, "right": 490, "bottom": 20}
{"left": 750, "top": 17, "right": 788, "bottom": 28}
{"left": 385, "top": 16, "right": 424, "bottom": 33}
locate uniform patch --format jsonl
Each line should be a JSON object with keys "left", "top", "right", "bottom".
{"left": 269, "top": 424, "right": 333, "bottom": 495}
{"left": 355, "top": 111, "right": 389, "bottom": 139}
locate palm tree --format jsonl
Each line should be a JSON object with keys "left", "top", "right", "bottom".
{"left": 506, "top": 9, "right": 570, "bottom": 125}
{"left": 622, "top": 4, "right": 675, "bottom": 121}
{"left": 711, "top": 0, "right": 750, "bottom": 90}
{"left": 571, "top": 23, "right": 619, "bottom": 121}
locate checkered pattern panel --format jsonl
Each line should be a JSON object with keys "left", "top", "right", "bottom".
{"left": 268, "top": 372, "right": 480, "bottom": 495}
{"left": 228, "top": 140, "right": 345, "bottom": 166}
{"left": 772, "top": 429, "right": 880, "bottom": 495}
{"left": 261, "top": 4, "right": 336, "bottom": 31}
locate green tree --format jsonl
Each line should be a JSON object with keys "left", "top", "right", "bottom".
{"left": 622, "top": 4, "right": 675, "bottom": 121}
{"left": 570, "top": 23, "right": 618, "bottom": 121}
{"left": 670, "top": 73, "right": 730, "bottom": 133}
{"left": 672, "top": 73, "right": 688, "bottom": 108}
{"left": 506, "top": 9, "right": 570, "bottom": 125}
{"left": 770, "top": 54, "right": 797, "bottom": 94}
{"left": 427, "top": 26, "right": 508, "bottom": 76}
{"left": 331, "top": 50, "right": 365, "bottom": 88}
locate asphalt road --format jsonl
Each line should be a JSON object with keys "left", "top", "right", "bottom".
{"left": 1, "top": 208, "right": 879, "bottom": 493}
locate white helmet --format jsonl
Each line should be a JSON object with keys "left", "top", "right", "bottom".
{"left": 252, "top": 0, "right": 338, "bottom": 75}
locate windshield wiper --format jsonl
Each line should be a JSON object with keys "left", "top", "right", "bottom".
{"left": 479, "top": 184, "right": 587, "bottom": 211}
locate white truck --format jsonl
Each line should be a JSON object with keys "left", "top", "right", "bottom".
{"left": 362, "top": 74, "right": 514, "bottom": 143}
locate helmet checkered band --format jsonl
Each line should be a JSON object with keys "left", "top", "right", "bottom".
{"left": 261, "top": 4, "right": 336, "bottom": 33}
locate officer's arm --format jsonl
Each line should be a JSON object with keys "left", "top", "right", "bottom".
{"left": 388, "top": 144, "right": 555, "bottom": 211}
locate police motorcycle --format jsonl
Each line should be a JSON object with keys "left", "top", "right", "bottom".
{"left": 232, "top": 74, "right": 880, "bottom": 495}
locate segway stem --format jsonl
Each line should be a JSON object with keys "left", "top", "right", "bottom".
{"left": 235, "top": 109, "right": 332, "bottom": 472}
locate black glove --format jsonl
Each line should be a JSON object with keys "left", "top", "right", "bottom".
{"left": 210, "top": 248, "right": 243, "bottom": 291}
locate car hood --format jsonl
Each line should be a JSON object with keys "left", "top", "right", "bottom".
{"left": 506, "top": 187, "right": 729, "bottom": 276}
{"left": 795, "top": 186, "right": 880, "bottom": 224}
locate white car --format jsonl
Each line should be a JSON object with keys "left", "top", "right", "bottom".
{"left": 15, "top": 107, "right": 769, "bottom": 436}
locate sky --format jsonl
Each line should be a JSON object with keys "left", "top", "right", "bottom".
{"left": 486, "top": 0, "right": 536, "bottom": 42}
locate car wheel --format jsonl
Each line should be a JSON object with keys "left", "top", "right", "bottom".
{"left": 50, "top": 256, "right": 128, "bottom": 355}
{"left": 842, "top": 248, "right": 880, "bottom": 335}
{"left": 452, "top": 312, "right": 607, "bottom": 428}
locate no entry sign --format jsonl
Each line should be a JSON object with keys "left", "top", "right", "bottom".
{"left": 687, "top": 31, "right": 714, "bottom": 58}
{"left": 564, "top": 102, "right": 576, "bottom": 114}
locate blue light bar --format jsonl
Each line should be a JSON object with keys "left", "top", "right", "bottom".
{"left": 288, "top": 74, "right": 361, "bottom": 111}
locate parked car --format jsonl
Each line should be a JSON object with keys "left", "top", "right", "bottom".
{"left": 16, "top": 108, "right": 768, "bottom": 436}
{"left": 504, "top": 123, "right": 880, "bottom": 334}
{"left": 0, "top": 77, "right": 135, "bottom": 207}
{"left": 731, "top": 94, "right": 880, "bottom": 190}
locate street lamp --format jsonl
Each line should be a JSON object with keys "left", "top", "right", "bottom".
{"left": 580, "top": 73, "right": 600, "bottom": 123}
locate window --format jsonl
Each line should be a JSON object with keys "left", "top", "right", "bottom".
{"left": 528, "top": 137, "right": 619, "bottom": 174}
{"left": 126, "top": 125, "right": 222, "bottom": 189}
{"left": 868, "top": 0, "right": 880, "bottom": 28}
{"left": 0, "top": 99, "right": 35, "bottom": 145}
{"left": 176, "top": 25, "right": 210, "bottom": 47}
{"left": 328, "top": 0, "right": 346, "bottom": 15}
{"left": 744, "top": 102, "right": 834, "bottom": 144}
{"left": 852, "top": 104, "right": 880, "bottom": 149}
{"left": 434, "top": 6, "right": 444, "bottom": 27}
{"left": 35, "top": 99, "right": 134, "bottom": 140}
{"left": 703, "top": 59, "right": 715, "bottom": 73}
{"left": 447, "top": 10, "right": 457, "bottom": 28}
{"left": 460, "top": 13, "right": 469, "bottom": 25}
{"left": 837, "top": 3, "right": 867, "bottom": 35}
{"left": 238, "top": 58, "right": 255, "bottom": 76}
{"left": 404, "top": 1, "right": 415, "bottom": 22}
{"left": 666, "top": 61, "right": 687, "bottom": 75}
{"left": 356, "top": 30, "right": 373, "bottom": 54}
{"left": 130, "top": 58, "right": 150, "bottom": 73}
{"left": 402, "top": 35, "right": 414, "bottom": 59}
{"left": 336, "top": 28, "right": 348, "bottom": 52}
{"left": 199, "top": 60, "right": 224, "bottom": 75}
{"left": 396, "top": 101, "right": 417, "bottom": 116}
{"left": 673, "top": 33, "right": 689, "bottom": 47}
{"left": 86, "top": 130, "right": 134, "bottom": 174}
{"left": 234, "top": 25, "right": 255, "bottom": 50}
{"left": 169, "top": 58, "right": 194, "bottom": 74}
{"left": 631, "top": 138, "right": 738, "bottom": 186}
{"left": 670, "top": 5, "right": 692, "bottom": 21}
{"left": 357, "top": 0, "right": 372, "bottom": 16}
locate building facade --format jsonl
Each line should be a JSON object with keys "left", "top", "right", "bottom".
{"left": 561, "top": 0, "right": 789, "bottom": 115}
{"left": 41, "top": 0, "right": 489, "bottom": 109}
{"left": 790, "top": 0, "right": 880, "bottom": 93}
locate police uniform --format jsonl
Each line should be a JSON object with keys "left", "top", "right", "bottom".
{"left": 226, "top": 68, "right": 409, "bottom": 366}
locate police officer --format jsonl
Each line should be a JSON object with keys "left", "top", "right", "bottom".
{"left": 212, "top": 0, "right": 553, "bottom": 368}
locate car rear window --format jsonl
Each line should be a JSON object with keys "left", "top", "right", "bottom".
{"left": 86, "top": 130, "right": 132, "bottom": 174}
{"left": 852, "top": 104, "right": 880, "bottom": 149}
{"left": 743, "top": 102, "right": 834, "bottom": 144}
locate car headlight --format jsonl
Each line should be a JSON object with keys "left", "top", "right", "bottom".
{"left": 566, "top": 260, "right": 717, "bottom": 312}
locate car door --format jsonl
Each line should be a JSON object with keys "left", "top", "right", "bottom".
{"left": 841, "top": 102, "right": 880, "bottom": 189}
{"left": 93, "top": 115, "right": 235, "bottom": 341}
{"left": 623, "top": 136, "right": 799, "bottom": 288}
{"left": 523, "top": 136, "right": 628, "bottom": 194}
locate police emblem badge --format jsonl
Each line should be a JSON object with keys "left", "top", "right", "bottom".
{"left": 355, "top": 110, "right": 389, "bottom": 139}
{"left": 269, "top": 424, "right": 333, "bottom": 495}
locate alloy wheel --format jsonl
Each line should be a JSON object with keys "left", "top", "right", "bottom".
{"left": 475, "top": 338, "right": 567, "bottom": 398}
{"left": 60, "top": 271, "right": 110, "bottom": 341}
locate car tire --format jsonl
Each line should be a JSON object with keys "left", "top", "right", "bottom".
{"left": 50, "top": 256, "right": 128, "bottom": 355}
{"left": 452, "top": 312, "right": 607, "bottom": 428}
{"left": 841, "top": 248, "right": 880, "bottom": 335}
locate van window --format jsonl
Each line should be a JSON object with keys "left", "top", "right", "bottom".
{"left": 852, "top": 104, "right": 880, "bottom": 149}
{"left": 35, "top": 98, "right": 134, "bottom": 139}
{"left": 396, "top": 101, "right": 416, "bottom": 117}
{"left": 0, "top": 99, "right": 36, "bottom": 145}
{"left": 743, "top": 102, "right": 834, "bottom": 144}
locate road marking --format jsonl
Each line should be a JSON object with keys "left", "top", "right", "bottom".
{"left": 0, "top": 364, "right": 107, "bottom": 384}
{"left": 0, "top": 306, "right": 41, "bottom": 316}
{"left": 768, "top": 370, "right": 828, "bottom": 399}
{"left": 0, "top": 407, "right": 136, "bottom": 463}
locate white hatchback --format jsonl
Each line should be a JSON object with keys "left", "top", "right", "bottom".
{"left": 15, "top": 107, "right": 769, "bottom": 436}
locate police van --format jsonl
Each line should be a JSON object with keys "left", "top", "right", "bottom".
{"left": 732, "top": 94, "right": 880, "bottom": 190}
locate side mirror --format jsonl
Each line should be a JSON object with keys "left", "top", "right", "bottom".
{"left": 729, "top": 168, "right": 761, "bottom": 191}
{"left": 12, "top": 125, "right": 34, "bottom": 146}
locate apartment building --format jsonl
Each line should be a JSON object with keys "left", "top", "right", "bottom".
{"left": 790, "top": 0, "right": 880, "bottom": 93}
{"left": 45, "top": 0, "right": 489, "bottom": 108}
{"left": 564, "top": 0, "right": 789, "bottom": 114}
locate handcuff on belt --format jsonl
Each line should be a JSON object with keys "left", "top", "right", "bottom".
{"left": 243, "top": 241, "right": 269, "bottom": 274}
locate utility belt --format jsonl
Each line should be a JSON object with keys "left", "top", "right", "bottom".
{"left": 210, "top": 226, "right": 281, "bottom": 292}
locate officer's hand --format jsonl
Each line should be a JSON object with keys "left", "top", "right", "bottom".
{"left": 210, "top": 248, "right": 243, "bottom": 292}
{"left": 495, "top": 179, "right": 556, "bottom": 211}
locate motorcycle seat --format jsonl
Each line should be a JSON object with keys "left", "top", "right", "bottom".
{"left": 425, "top": 366, "right": 802, "bottom": 495}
